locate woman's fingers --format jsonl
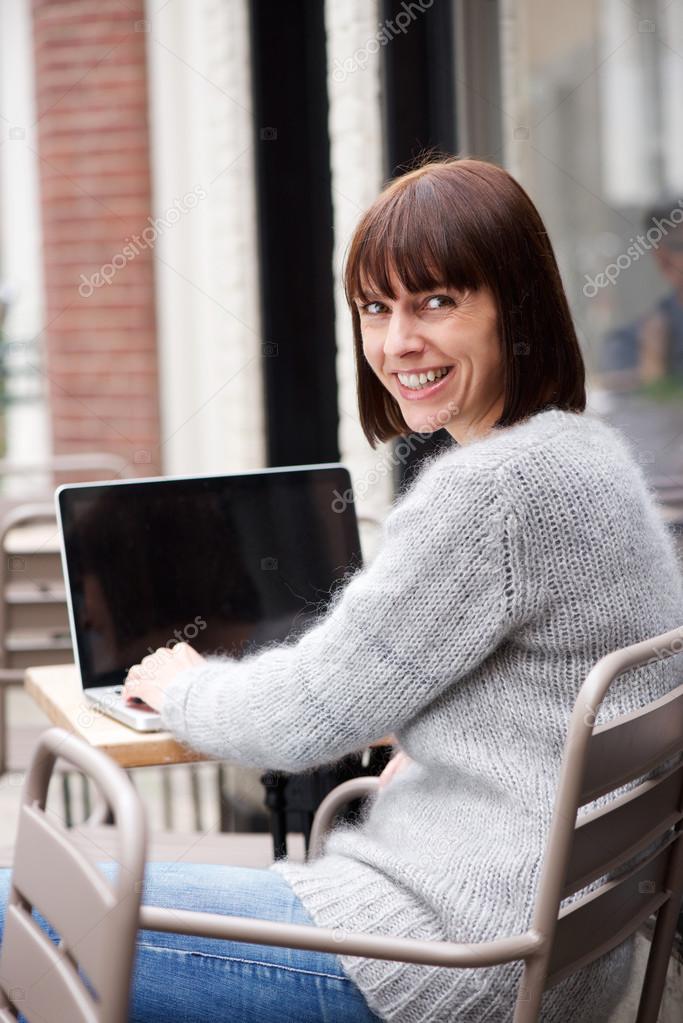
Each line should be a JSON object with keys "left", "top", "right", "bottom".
{"left": 172, "top": 641, "right": 206, "bottom": 665}
{"left": 122, "top": 642, "right": 207, "bottom": 711}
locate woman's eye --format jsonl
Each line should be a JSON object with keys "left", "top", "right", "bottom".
{"left": 425, "top": 294, "right": 454, "bottom": 309}
{"left": 359, "top": 294, "right": 455, "bottom": 315}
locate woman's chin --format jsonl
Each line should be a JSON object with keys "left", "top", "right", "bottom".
{"left": 401, "top": 402, "right": 458, "bottom": 436}
{"left": 399, "top": 416, "right": 438, "bottom": 437}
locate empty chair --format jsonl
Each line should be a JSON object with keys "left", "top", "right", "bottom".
{"left": 0, "top": 449, "right": 128, "bottom": 778}
{"left": 0, "top": 453, "right": 128, "bottom": 497}
{"left": 0, "top": 727, "right": 147, "bottom": 1023}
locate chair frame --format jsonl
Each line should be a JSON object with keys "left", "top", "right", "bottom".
{"left": 0, "top": 727, "right": 147, "bottom": 1023}
{"left": 0, "top": 503, "right": 70, "bottom": 778}
{"left": 0, "top": 447, "right": 128, "bottom": 777}
{"left": 0, "top": 453, "right": 128, "bottom": 484}
{"left": 137, "top": 624, "right": 683, "bottom": 1023}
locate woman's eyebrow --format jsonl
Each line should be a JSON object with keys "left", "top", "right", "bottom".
{"left": 355, "top": 284, "right": 452, "bottom": 302}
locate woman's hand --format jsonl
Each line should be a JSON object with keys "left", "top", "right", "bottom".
{"left": 122, "top": 641, "right": 206, "bottom": 713}
{"left": 378, "top": 749, "right": 414, "bottom": 789}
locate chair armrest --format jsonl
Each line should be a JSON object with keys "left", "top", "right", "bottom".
{"left": 138, "top": 904, "right": 544, "bottom": 968}
{"left": 308, "top": 776, "right": 380, "bottom": 860}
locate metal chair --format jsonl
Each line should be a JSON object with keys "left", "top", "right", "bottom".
{"left": 0, "top": 448, "right": 128, "bottom": 778}
{"left": 0, "top": 727, "right": 147, "bottom": 1023}
{"left": 0, "top": 453, "right": 128, "bottom": 491}
{"left": 138, "top": 623, "right": 683, "bottom": 1022}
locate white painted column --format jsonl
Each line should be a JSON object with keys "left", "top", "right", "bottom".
{"left": 0, "top": 0, "right": 51, "bottom": 474}
{"left": 144, "top": 0, "right": 265, "bottom": 475}
{"left": 325, "top": 0, "right": 394, "bottom": 561}
{"left": 498, "top": 0, "right": 532, "bottom": 183}
{"left": 659, "top": 0, "right": 683, "bottom": 194}
{"left": 598, "top": 0, "right": 660, "bottom": 207}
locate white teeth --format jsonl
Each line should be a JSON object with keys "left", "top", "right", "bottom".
{"left": 398, "top": 366, "right": 450, "bottom": 389}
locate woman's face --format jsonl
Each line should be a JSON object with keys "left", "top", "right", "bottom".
{"left": 356, "top": 270, "right": 505, "bottom": 443}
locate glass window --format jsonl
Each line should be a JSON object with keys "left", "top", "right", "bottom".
{"left": 500, "top": 0, "right": 683, "bottom": 492}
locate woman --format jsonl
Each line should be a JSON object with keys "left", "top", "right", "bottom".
{"left": 5, "top": 156, "right": 683, "bottom": 1022}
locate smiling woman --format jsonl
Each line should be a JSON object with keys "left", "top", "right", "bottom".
{"left": 344, "top": 156, "right": 586, "bottom": 447}
{"left": 10, "top": 156, "right": 682, "bottom": 1023}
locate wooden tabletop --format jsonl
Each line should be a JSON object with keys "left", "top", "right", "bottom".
{"left": 23, "top": 664, "right": 205, "bottom": 768}
{"left": 23, "top": 664, "right": 395, "bottom": 769}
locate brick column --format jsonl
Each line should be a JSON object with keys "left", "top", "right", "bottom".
{"left": 31, "top": 0, "right": 161, "bottom": 475}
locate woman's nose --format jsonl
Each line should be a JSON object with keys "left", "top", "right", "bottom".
{"left": 383, "top": 311, "right": 424, "bottom": 357}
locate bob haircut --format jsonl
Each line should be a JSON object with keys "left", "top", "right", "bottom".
{"left": 343, "top": 155, "right": 586, "bottom": 448}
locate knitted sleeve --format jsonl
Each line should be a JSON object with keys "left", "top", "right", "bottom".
{"left": 159, "top": 463, "right": 519, "bottom": 770}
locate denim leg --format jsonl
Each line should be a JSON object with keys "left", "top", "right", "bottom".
{"left": 0, "top": 863, "right": 383, "bottom": 1023}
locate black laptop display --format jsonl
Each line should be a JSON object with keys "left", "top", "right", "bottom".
{"left": 56, "top": 465, "right": 363, "bottom": 691}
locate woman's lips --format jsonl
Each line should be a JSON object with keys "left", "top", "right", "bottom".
{"left": 395, "top": 366, "right": 454, "bottom": 401}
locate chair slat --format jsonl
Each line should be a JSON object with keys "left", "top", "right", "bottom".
{"left": 564, "top": 760, "right": 683, "bottom": 897}
{"left": 12, "top": 804, "right": 116, "bottom": 994}
{"left": 580, "top": 683, "right": 683, "bottom": 804}
{"left": 0, "top": 905, "right": 97, "bottom": 1023}
{"left": 545, "top": 831, "right": 679, "bottom": 988}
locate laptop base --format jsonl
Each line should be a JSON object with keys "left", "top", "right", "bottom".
{"left": 84, "top": 686, "right": 163, "bottom": 732}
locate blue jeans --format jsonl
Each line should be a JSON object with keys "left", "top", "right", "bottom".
{"left": 0, "top": 862, "right": 382, "bottom": 1022}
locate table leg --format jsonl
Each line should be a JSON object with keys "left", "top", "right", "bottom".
{"left": 261, "top": 770, "right": 289, "bottom": 859}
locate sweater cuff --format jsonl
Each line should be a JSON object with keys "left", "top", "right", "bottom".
{"left": 158, "top": 664, "right": 201, "bottom": 735}
{"left": 159, "top": 656, "right": 264, "bottom": 764}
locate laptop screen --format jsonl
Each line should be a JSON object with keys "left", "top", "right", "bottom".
{"left": 56, "top": 465, "right": 363, "bottom": 689}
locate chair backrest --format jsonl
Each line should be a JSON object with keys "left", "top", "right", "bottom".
{"left": 516, "top": 623, "right": 683, "bottom": 1022}
{"left": 0, "top": 501, "right": 71, "bottom": 687}
{"left": 0, "top": 503, "right": 70, "bottom": 775}
{"left": 0, "top": 727, "right": 147, "bottom": 1023}
{"left": 0, "top": 453, "right": 128, "bottom": 489}
{"left": 0, "top": 503, "right": 68, "bottom": 676}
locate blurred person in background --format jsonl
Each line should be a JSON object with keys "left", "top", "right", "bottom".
{"left": 599, "top": 198, "right": 683, "bottom": 394}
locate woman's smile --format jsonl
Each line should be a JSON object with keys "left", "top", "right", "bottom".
{"left": 394, "top": 364, "right": 455, "bottom": 400}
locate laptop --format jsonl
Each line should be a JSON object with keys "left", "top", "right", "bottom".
{"left": 55, "top": 464, "right": 363, "bottom": 731}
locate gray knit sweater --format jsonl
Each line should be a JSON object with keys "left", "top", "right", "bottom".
{"left": 160, "top": 407, "right": 683, "bottom": 1023}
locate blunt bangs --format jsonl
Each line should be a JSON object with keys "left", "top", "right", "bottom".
{"left": 344, "top": 172, "right": 489, "bottom": 307}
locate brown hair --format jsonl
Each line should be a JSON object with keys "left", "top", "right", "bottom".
{"left": 343, "top": 155, "right": 586, "bottom": 448}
